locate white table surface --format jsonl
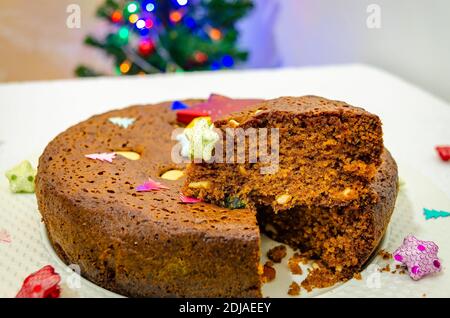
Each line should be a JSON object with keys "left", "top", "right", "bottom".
{"left": 1, "top": 64, "right": 450, "bottom": 298}
{"left": 1, "top": 63, "right": 449, "bottom": 196}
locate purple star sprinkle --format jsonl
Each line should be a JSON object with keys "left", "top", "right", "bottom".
{"left": 393, "top": 235, "right": 441, "bottom": 280}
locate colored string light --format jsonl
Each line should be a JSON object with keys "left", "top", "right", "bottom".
{"left": 138, "top": 39, "right": 155, "bottom": 56}
{"left": 129, "top": 13, "right": 139, "bottom": 23}
{"left": 209, "top": 28, "right": 222, "bottom": 41}
{"left": 145, "top": 18, "right": 154, "bottom": 28}
{"left": 119, "top": 61, "right": 131, "bottom": 73}
{"left": 126, "top": 2, "right": 139, "bottom": 14}
{"left": 136, "top": 19, "right": 146, "bottom": 29}
{"left": 118, "top": 27, "right": 129, "bottom": 41}
{"left": 222, "top": 55, "right": 234, "bottom": 67}
{"left": 169, "top": 10, "right": 183, "bottom": 23}
{"left": 177, "top": 0, "right": 188, "bottom": 6}
{"left": 194, "top": 51, "right": 208, "bottom": 63}
{"left": 145, "top": 3, "right": 155, "bottom": 12}
{"left": 211, "top": 61, "right": 221, "bottom": 70}
{"left": 111, "top": 10, "right": 122, "bottom": 23}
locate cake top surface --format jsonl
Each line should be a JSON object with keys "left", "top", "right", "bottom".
{"left": 36, "top": 100, "right": 258, "bottom": 240}
{"left": 215, "top": 95, "right": 379, "bottom": 127}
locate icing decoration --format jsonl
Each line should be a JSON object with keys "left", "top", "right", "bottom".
{"left": 116, "top": 151, "right": 141, "bottom": 160}
{"left": 108, "top": 117, "right": 136, "bottom": 129}
{"left": 176, "top": 117, "right": 219, "bottom": 161}
{"left": 5, "top": 160, "right": 37, "bottom": 193}
{"left": 85, "top": 152, "right": 116, "bottom": 163}
{"left": 0, "top": 229, "right": 11, "bottom": 243}
{"left": 423, "top": 208, "right": 450, "bottom": 220}
{"left": 160, "top": 169, "right": 184, "bottom": 181}
{"left": 176, "top": 94, "right": 263, "bottom": 124}
{"left": 393, "top": 235, "right": 441, "bottom": 280}
{"left": 171, "top": 101, "right": 189, "bottom": 110}
{"left": 136, "top": 178, "right": 169, "bottom": 192}
{"left": 436, "top": 146, "right": 450, "bottom": 161}
{"left": 180, "top": 194, "right": 203, "bottom": 203}
{"left": 16, "top": 265, "right": 61, "bottom": 298}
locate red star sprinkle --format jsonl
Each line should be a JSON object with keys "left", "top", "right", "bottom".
{"left": 136, "top": 178, "right": 169, "bottom": 192}
{"left": 176, "top": 94, "right": 263, "bottom": 124}
{"left": 16, "top": 265, "right": 61, "bottom": 298}
{"left": 179, "top": 194, "right": 203, "bottom": 203}
{"left": 436, "top": 146, "right": 450, "bottom": 161}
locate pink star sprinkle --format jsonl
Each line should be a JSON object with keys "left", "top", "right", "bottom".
{"left": 0, "top": 229, "right": 11, "bottom": 243}
{"left": 179, "top": 194, "right": 203, "bottom": 203}
{"left": 393, "top": 235, "right": 442, "bottom": 280}
{"left": 136, "top": 178, "right": 169, "bottom": 192}
{"left": 85, "top": 152, "right": 116, "bottom": 163}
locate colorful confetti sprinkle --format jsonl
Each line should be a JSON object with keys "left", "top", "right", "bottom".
{"left": 171, "top": 101, "right": 189, "bottom": 110}
{"left": 176, "top": 94, "right": 263, "bottom": 124}
{"left": 5, "top": 160, "right": 37, "bottom": 193}
{"left": 85, "top": 152, "right": 116, "bottom": 163}
{"left": 436, "top": 146, "right": 450, "bottom": 161}
{"left": 136, "top": 178, "right": 169, "bottom": 192}
{"left": 393, "top": 235, "right": 441, "bottom": 280}
{"left": 0, "top": 229, "right": 11, "bottom": 243}
{"left": 108, "top": 117, "right": 136, "bottom": 129}
{"left": 423, "top": 208, "right": 450, "bottom": 220}
{"left": 179, "top": 194, "right": 203, "bottom": 203}
{"left": 16, "top": 265, "right": 61, "bottom": 298}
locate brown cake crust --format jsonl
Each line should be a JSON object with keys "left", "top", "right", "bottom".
{"left": 36, "top": 97, "right": 397, "bottom": 297}
{"left": 36, "top": 100, "right": 261, "bottom": 298}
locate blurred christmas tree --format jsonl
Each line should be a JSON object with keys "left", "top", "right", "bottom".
{"left": 76, "top": 0, "right": 254, "bottom": 76}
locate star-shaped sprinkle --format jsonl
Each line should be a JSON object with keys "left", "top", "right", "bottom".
{"left": 176, "top": 94, "right": 263, "bottom": 124}
{"left": 5, "top": 160, "right": 37, "bottom": 193}
{"left": 136, "top": 178, "right": 169, "bottom": 192}
{"left": 85, "top": 152, "right": 116, "bottom": 163}
{"left": 108, "top": 117, "right": 136, "bottom": 129}
{"left": 171, "top": 101, "right": 189, "bottom": 110}
{"left": 175, "top": 117, "right": 219, "bottom": 161}
{"left": 179, "top": 194, "right": 203, "bottom": 203}
{"left": 436, "top": 146, "right": 450, "bottom": 161}
{"left": 423, "top": 208, "right": 450, "bottom": 220}
{"left": 393, "top": 235, "right": 441, "bottom": 280}
{"left": 0, "top": 229, "right": 11, "bottom": 243}
{"left": 16, "top": 265, "right": 61, "bottom": 298}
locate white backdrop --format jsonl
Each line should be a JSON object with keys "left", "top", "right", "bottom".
{"left": 240, "top": 0, "right": 450, "bottom": 103}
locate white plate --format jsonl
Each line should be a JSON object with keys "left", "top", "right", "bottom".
{"left": 0, "top": 159, "right": 449, "bottom": 298}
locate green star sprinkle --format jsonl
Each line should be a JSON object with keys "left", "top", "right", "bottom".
{"left": 5, "top": 160, "right": 37, "bottom": 193}
{"left": 176, "top": 118, "right": 219, "bottom": 161}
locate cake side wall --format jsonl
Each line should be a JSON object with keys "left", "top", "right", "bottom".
{"left": 35, "top": 173, "right": 262, "bottom": 298}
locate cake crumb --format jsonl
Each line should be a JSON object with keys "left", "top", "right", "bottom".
{"left": 353, "top": 272, "right": 362, "bottom": 280}
{"left": 287, "top": 282, "right": 300, "bottom": 296}
{"left": 378, "top": 264, "right": 391, "bottom": 272}
{"left": 378, "top": 249, "right": 392, "bottom": 260}
{"left": 267, "top": 245, "right": 287, "bottom": 263}
{"left": 261, "top": 261, "right": 276, "bottom": 283}
{"left": 288, "top": 254, "right": 303, "bottom": 275}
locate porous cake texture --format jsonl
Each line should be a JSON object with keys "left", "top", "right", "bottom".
{"left": 36, "top": 96, "right": 397, "bottom": 297}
